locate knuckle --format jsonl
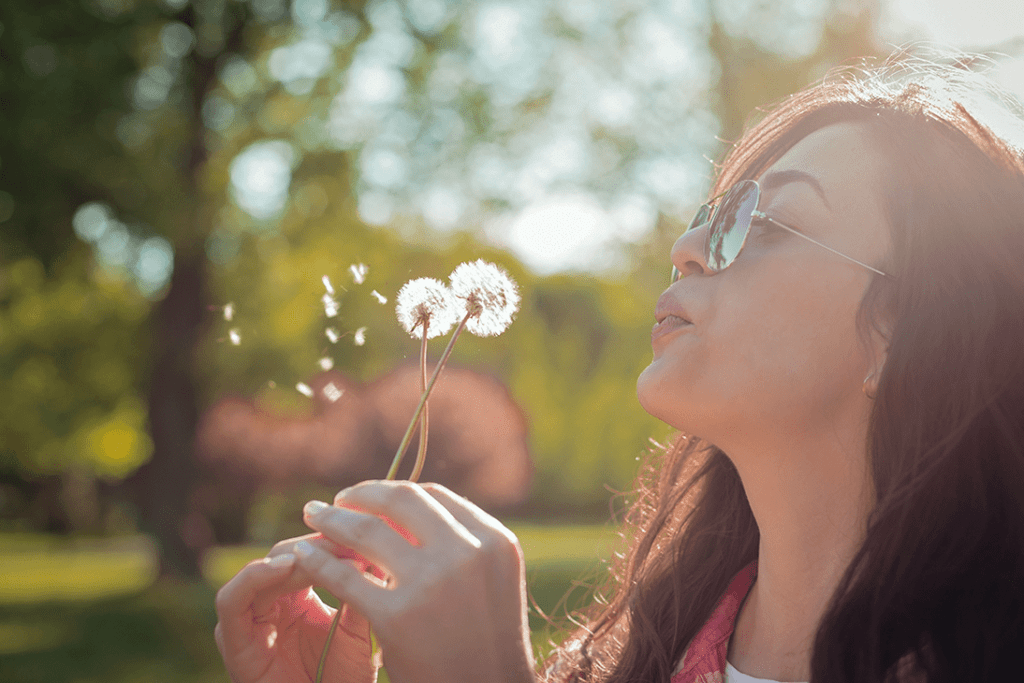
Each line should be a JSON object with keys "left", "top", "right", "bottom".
{"left": 348, "top": 514, "right": 379, "bottom": 544}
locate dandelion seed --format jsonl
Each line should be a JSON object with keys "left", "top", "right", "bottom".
{"left": 223, "top": 302, "right": 234, "bottom": 321}
{"left": 448, "top": 259, "right": 520, "bottom": 336}
{"left": 353, "top": 326, "right": 367, "bottom": 346}
{"left": 322, "top": 275, "right": 334, "bottom": 296}
{"left": 371, "top": 289, "right": 387, "bottom": 304}
{"left": 395, "top": 278, "right": 459, "bottom": 339}
{"left": 319, "top": 356, "right": 334, "bottom": 371}
{"left": 322, "top": 293, "right": 339, "bottom": 318}
{"left": 296, "top": 382, "right": 314, "bottom": 398}
{"left": 229, "top": 328, "right": 241, "bottom": 345}
{"left": 325, "top": 327, "right": 340, "bottom": 343}
{"left": 323, "top": 381, "right": 344, "bottom": 402}
{"left": 349, "top": 263, "right": 368, "bottom": 285}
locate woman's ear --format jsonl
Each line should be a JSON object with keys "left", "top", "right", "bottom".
{"left": 862, "top": 320, "right": 891, "bottom": 400}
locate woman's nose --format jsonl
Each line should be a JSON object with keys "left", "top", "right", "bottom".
{"left": 670, "top": 219, "right": 711, "bottom": 279}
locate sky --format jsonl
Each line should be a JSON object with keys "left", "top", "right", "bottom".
{"left": 494, "top": 0, "right": 1024, "bottom": 275}
{"left": 227, "top": 0, "right": 1024, "bottom": 278}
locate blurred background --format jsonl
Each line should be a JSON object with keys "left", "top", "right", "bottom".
{"left": 1, "top": 0, "right": 1021, "bottom": 680}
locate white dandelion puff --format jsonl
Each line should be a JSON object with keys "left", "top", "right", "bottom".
{"left": 349, "top": 263, "right": 368, "bottom": 285}
{"left": 323, "top": 381, "right": 344, "bottom": 402}
{"left": 223, "top": 302, "right": 234, "bottom": 321}
{"left": 322, "top": 275, "right": 334, "bottom": 296}
{"left": 296, "top": 382, "right": 314, "bottom": 397}
{"left": 353, "top": 326, "right": 367, "bottom": 346}
{"left": 448, "top": 259, "right": 520, "bottom": 336}
{"left": 319, "top": 356, "right": 334, "bottom": 371}
{"left": 325, "top": 327, "right": 340, "bottom": 343}
{"left": 371, "top": 289, "right": 387, "bottom": 304}
{"left": 395, "top": 278, "right": 459, "bottom": 339}
{"left": 322, "top": 293, "right": 339, "bottom": 318}
{"left": 228, "top": 328, "right": 241, "bottom": 345}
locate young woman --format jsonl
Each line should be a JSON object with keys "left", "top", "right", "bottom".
{"left": 214, "top": 55, "right": 1024, "bottom": 683}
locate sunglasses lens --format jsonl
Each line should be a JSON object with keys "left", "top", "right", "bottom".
{"left": 706, "top": 181, "right": 758, "bottom": 272}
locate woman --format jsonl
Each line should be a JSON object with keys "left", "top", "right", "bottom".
{"left": 214, "top": 55, "right": 1024, "bottom": 683}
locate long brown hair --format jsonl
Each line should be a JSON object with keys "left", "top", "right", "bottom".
{"left": 543, "top": 55, "right": 1024, "bottom": 682}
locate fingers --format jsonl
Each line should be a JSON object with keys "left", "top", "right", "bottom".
{"left": 419, "top": 482, "right": 516, "bottom": 544}
{"left": 214, "top": 553, "right": 296, "bottom": 659}
{"left": 333, "top": 480, "right": 479, "bottom": 549}
{"left": 302, "top": 501, "right": 419, "bottom": 577}
{"left": 293, "top": 539, "right": 389, "bottom": 627}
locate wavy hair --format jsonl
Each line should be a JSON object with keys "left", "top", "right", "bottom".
{"left": 542, "top": 54, "right": 1024, "bottom": 683}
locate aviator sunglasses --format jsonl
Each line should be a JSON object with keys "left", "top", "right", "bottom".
{"left": 670, "top": 179, "right": 892, "bottom": 283}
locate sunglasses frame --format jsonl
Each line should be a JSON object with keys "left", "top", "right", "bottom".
{"left": 670, "top": 179, "right": 893, "bottom": 283}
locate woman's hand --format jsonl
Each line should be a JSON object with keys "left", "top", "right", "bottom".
{"left": 214, "top": 533, "right": 379, "bottom": 683}
{"left": 295, "top": 480, "right": 537, "bottom": 683}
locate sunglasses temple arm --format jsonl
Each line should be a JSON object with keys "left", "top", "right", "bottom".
{"left": 757, "top": 213, "right": 891, "bottom": 278}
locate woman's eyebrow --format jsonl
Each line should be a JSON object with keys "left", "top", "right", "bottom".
{"left": 760, "top": 169, "right": 832, "bottom": 212}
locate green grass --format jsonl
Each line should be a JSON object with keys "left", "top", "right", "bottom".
{"left": 0, "top": 524, "right": 618, "bottom": 682}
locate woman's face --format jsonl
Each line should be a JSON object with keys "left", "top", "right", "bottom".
{"left": 637, "top": 122, "right": 891, "bottom": 449}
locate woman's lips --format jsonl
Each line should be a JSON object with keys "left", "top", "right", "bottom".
{"left": 651, "top": 314, "right": 692, "bottom": 344}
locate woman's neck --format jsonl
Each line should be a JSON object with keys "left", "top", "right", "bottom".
{"left": 725, "top": 425, "right": 873, "bottom": 682}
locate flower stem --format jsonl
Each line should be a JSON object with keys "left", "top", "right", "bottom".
{"left": 410, "top": 320, "right": 430, "bottom": 483}
{"left": 319, "top": 309, "right": 476, "bottom": 683}
{"left": 385, "top": 308, "right": 473, "bottom": 481}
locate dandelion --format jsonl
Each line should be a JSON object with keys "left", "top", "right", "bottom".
{"left": 223, "top": 302, "right": 234, "bottom": 321}
{"left": 325, "top": 327, "right": 340, "bottom": 344}
{"left": 448, "top": 259, "right": 520, "bottom": 337}
{"left": 322, "top": 293, "right": 339, "bottom": 318}
{"left": 353, "top": 326, "right": 367, "bottom": 346}
{"left": 349, "top": 262, "right": 368, "bottom": 284}
{"left": 319, "top": 260, "right": 520, "bottom": 683}
{"left": 296, "top": 382, "right": 314, "bottom": 398}
{"left": 322, "top": 275, "right": 334, "bottom": 296}
{"left": 319, "top": 356, "right": 334, "bottom": 371}
{"left": 322, "top": 382, "right": 343, "bottom": 402}
{"left": 228, "top": 328, "right": 241, "bottom": 345}
{"left": 385, "top": 262, "right": 519, "bottom": 481}
{"left": 371, "top": 289, "right": 387, "bottom": 304}
{"left": 268, "top": 380, "right": 276, "bottom": 388}
{"left": 395, "top": 278, "right": 458, "bottom": 339}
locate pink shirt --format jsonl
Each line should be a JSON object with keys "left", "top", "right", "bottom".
{"left": 670, "top": 562, "right": 758, "bottom": 683}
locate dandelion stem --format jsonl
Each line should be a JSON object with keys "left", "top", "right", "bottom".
{"left": 385, "top": 308, "right": 475, "bottom": 481}
{"left": 410, "top": 318, "right": 430, "bottom": 483}
{"left": 316, "top": 612, "right": 339, "bottom": 683}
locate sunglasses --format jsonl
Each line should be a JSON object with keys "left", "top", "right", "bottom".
{"left": 670, "top": 179, "right": 892, "bottom": 283}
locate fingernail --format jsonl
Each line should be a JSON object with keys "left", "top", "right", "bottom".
{"left": 294, "top": 540, "right": 315, "bottom": 559}
{"left": 304, "top": 500, "right": 330, "bottom": 517}
{"left": 267, "top": 553, "right": 295, "bottom": 568}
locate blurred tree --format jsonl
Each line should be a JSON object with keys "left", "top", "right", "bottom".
{"left": 1, "top": 0, "right": 890, "bottom": 574}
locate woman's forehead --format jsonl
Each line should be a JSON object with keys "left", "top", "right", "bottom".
{"left": 759, "top": 121, "right": 891, "bottom": 255}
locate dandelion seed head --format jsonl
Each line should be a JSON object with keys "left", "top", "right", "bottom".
{"left": 349, "top": 263, "right": 368, "bottom": 285}
{"left": 223, "top": 302, "right": 234, "bottom": 321}
{"left": 323, "top": 381, "right": 344, "bottom": 402}
{"left": 296, "top": 382, "right": 314, "bottom": 397}
{"left": 229, "top": 328, "right": 242, "bottom": 345}
{"left": 325, "top": 327, "right": 340, "bottom": 343}
{"left": 322, "top": 293, "right": 339, "bottom": 318}
{"left": 448, "top": 259, "right": 520, "bottom": 336}
{"left": 395, "top": 277, "right": 459, "bottom": 339}
{"left": 322, "top": 275, "right": 334, "bottom": 296}
{"left": 319, "top": 356, "right": 334, "bottom": 371}
{"left": 371, "top": 289, "right": 387, "bottom": 305}
{"left": 353, "top": 326, "right": 367, "bottom": 346}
